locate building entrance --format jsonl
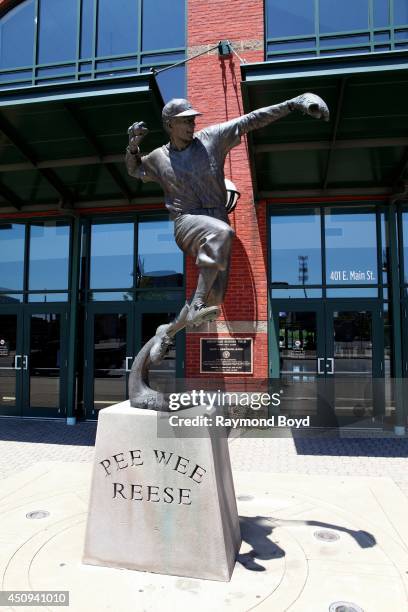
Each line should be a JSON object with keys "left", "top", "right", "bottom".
{"left": 271, "top": 300, "right": 384, "bottom": 426}
{"left": 0, "top": 304, "right": 68, "bottom": 418}
{"left": 83, "top": 302, "right": 183, "bottom": 419}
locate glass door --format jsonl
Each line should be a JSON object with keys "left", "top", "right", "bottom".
{"left": 22, "top": 305, "right": 67, "bottom": 417}
{"left": 0, "top": 309, "right": 23, "bottom": 416}
{"left": 0, "top": 305, "right": 66, "bottom": 418}
{"left": 84, "top": 303, "right": 134, "bottom": 418}
{"left": 271, "top": 300, "right": 384, "bottom": 426}
{"left": 325, "top": 301, "right": 384, "bottom": 424}
{"left": 272, "top": 302, "right": 326, "bottom": 420}
{"left": 83, "top": 301, "right": 185, "bottom": 419}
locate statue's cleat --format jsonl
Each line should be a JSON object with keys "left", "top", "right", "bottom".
{"left": 149, "top": 324, "right": 173, "bottom": 365}
{"left": 185, "top": 303, "right": 220, "bottom": 327}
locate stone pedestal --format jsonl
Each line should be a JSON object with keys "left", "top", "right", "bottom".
{"left": 83, "top": 401, "right": 241, "bottom": 581}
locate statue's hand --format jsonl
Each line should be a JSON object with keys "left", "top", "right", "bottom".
{"left": 127, "top": 121, "right": 149, "bottom": 151}
{"left": 290, "top": 93, "right": 329, "bottom": 122}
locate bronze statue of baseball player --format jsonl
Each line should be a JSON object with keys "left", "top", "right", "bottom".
{"left": 126, "top": 93, "right": 329, "bottom": 376}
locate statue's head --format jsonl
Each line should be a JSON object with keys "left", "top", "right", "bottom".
{"left": 162, "top": 98, "right": 201, "bottom": 147}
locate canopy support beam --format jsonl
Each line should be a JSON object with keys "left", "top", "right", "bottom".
{"left": 64, "top": 103, "right": 132, "bottom": 202}
{"left": 0, "top": 180, "right": 23, "bottom": 209}
{"left": 0, "top": 112, "right": 75, "bottom": 206}
{"left": 322, "top": 77, "right": 347, "bottom": 190}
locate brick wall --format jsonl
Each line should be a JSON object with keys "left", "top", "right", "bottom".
{"left": 186, "top": 0, "right": 268, "bottom": 379}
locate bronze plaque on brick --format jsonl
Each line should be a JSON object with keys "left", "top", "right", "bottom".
{"left": 200, "top": 338, "right": 253, "bottom": 374}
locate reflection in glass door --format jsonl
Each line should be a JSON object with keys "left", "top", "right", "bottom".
{"left": 0, "top": 308, "right": 66, "bottom": 417}
{"left": 326, "top": 307, "right": 383, "bottom": 421}
{"left": 273, "top": 302, "right": 383, "bottom": 425}
{"left": 27, "top": 313, "right": 62, "bottom": 413}
{"left": 84, "top": 305, "right": 184, "bottom": 419}
{"left": 0, "top": 313, "right": 21, "bottom": 414}
{"left": 276, "top": 308, "right": 324, "bottom": 417}
{"left": 279, "top": 311, "right": 319, "bottom": 377}
{"left": 92, "top": 312, "right": 129, "bottom": 412}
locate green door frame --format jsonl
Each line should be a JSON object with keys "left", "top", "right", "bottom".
{"left": 0, "top": 303, "right": 68, "bottom": 418}
{"left": 83, "top": 299, "right": 185, "bottom": 419}
{"left": 84, "top": 301, "right": 134, "bottom": 419}
{"left": 269, "top": 300, "right": 325, "bottom": 379}
{"left": 0, "top": 305, "right": 24, "bottom": 417}
{"left": 22, "top": 303, "right": 68, "bottom": 418}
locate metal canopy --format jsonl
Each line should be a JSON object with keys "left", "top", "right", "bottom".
{"left": 241, "top": 50, "right": 408, "bottom": 198}
{"left": 0, "top": 74, "right": 166, "bottom": 211}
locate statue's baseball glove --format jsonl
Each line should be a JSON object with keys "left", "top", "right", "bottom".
{"left": 290, "top": 93, "right": 329, "bottom": 122}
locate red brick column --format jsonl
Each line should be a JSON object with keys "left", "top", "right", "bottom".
{"left": 186, "top": 0, "right": 268, "bottom": 381}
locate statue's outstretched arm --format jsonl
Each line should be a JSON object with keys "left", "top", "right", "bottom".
{"left": 125, "top": 121, "right": 150, "bottom": 180}
{"left": 236, "top": 92, "right": 329, "bottom": 135}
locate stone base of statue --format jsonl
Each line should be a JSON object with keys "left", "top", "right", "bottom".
{"left": 83, "top": 401, "right": 241, "bottom": 582}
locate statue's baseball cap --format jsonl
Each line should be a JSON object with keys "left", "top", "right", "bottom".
{"left": 162, "top": 98, "right": 202, "bottom": 119}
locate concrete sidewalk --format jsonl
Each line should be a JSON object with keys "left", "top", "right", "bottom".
{"left": 1, "top": 418, "right": 408, "bottom": 497}
{"left": 0, "top": 419, "right": 407, "bottom": 610}
{"left": 0, "top": 462, "right": 407, "bottom": 611}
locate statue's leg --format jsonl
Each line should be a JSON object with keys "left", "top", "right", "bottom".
{"left": 186, "top": 219, "right": 234, "bottom": 325}
{"left": 149, "top": 303, "right": 189, "bottom": 365}
{"left": 206, "top": 253, "right": 232, "bottom": 307}
{"left": 150, "top": 214, "right": 234, "bottom": 364}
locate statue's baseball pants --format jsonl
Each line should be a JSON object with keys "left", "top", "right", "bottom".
{"left": 174, "top": 208, "right": 235, "bottom": 306}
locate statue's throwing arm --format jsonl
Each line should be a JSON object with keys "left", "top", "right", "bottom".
{"left": 235, "top": 93, "right": 329, "bottom": 136}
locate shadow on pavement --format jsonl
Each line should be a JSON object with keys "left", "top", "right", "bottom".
{"left": 0, "top": 417, "right": 96, "bottom": 446}
{"left": 292, "top": 435, "right": 408, "bottom": 458}
{"left": 238, "top": 515, "right": 376, "bottom": 571}
{"left": 238, "top": 515, "right": 285, "bottom": 571}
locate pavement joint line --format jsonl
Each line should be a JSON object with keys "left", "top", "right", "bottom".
{"left": 367, "top": 484, "right": 408, "bottom": 554}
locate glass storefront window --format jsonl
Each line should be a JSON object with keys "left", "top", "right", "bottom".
{"left": 0, "top": 223, "right": 25, "bottom": 291}
{"left": 325, "top": 209, "right": 378, "bottom": 285}
{"left": 271, "top": 288, "right": 322, "bottom": 298}
{"left": 90, "top": 222, "right": 134, "bottom": 289}
{"left": 80, "top": 0, "right": 93, "bottom": 59}
{"left": 28, "top": 293, "right": 68, "bottom": 303}
{"left": 28, "top": 222, "right": 70, "bottom": 291}
{"left": 266, "top": 0, "right": 403, "bottom": 59}
{"left": 326, "top": 288, "right": 378, "bottom": 297}
{"left": 270, "top": 207, "right": 383, "bottom": 296}
{"left": 0, "top": 0, "right": 186, "bottom": 98}
{"left": 142, "top": 0, "right": 185, "bottom": 51}
{"left": 270, "top": 209, "right": 322, "bottom": 286}
{"left": 0, "top": 0, "right": 34, "bottom": 69}
{"left": 97, "top": 0, "right": 139, "bottom": 57}
{"left": 137, "top": 220, "right": 183, "bottom": 288}
{"left": 395, "top": 0, "right": 408, "bottom": 25}
{"left": 0, "top": 294, "right": 23, "bottom": 303}
{"left": 89, "top": 292, "right": 133, "bottom": 301}
{"left": 319, "top": 0, "right": 368, "bottom": 33}
{"left": 266, "top": 0, "right": 315, "bottom": 37}
{"left": 374, "top": 0, "right": 390, "bottom": 27}
{"left": 38, "top": 0, "right": 77, "bottom": 64}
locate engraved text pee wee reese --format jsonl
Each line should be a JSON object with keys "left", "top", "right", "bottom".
{"left": 98, "top": 449, "right": 207, "bottom": 506}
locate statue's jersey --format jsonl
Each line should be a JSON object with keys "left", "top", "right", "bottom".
{"left": 126, "top": 103, "right": 291, "bottom": 217}
{"left": 139, "top": 120, "right": 241, "bottom": 219}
